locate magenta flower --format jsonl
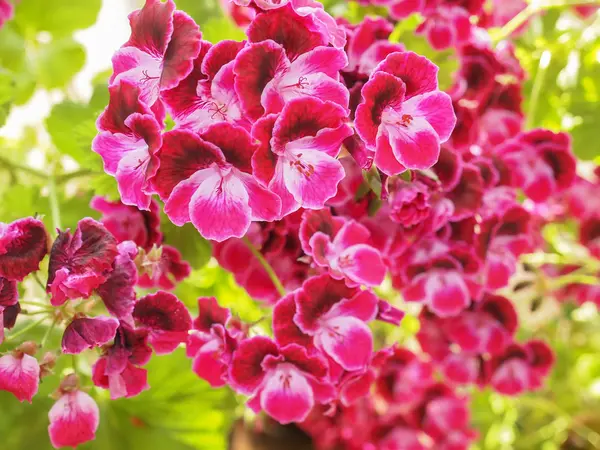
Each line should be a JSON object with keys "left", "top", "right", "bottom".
{"left": 187, "top": 297, "right": 242, "bottom": 387}
{"left": 0, "top": 343, "right": 40, "bottom": 403}
{"left": 356, "top": 52, "right": 456, "bottom": 175}
{"left": 486, "top": 341, "right": 555, "bottom": 395}
{"left": 48, "top": 385, "right": 99, "bottom": 449}
{"left": 255, "top": 97, "right": 353, "bottom": 217}
{"left": 581, "top": 215, "right": 600, "bottom": 259}
{"left": 61, "top": 316, "right": 120, "bottom": 354}
{"left": 234, "top": 40, "right": 349, "bottom": 120}
{"left": 416, "top": 5, "right": 473, "bottom": 50}
{"left": 110, "top": 0, "right": 202, "bottom": 109}
{"left": 91, "top": 322, "right": 151, "bottom": 399}
{"left": 300, "top": 210, "right": 386, "bottom": 287}
{"left": 229, "top": 336, "right": 335, "bottom": 424}
{"left": 0, "top": 0, "right": 14, "bottom": 29}
{"left": 395, "top": 239, "right": 482, "bottom": 317}
{"left": 47, "top": 218, "right": 118, "bottom": 306}
{"left": 90, "top": 196, "right": 163, "bottom": 251}
{"left": 96, "top": 241, "right": 138, "bottom": 320}
{"left": 137, "top": 245, "right": 191, "bottom": 290}
{"left": 0, "top": 217, "right": 48, "bottom": 281}
{"left": 152, "top": 124, "right": 281, "bottom": 241}
{"left": 387, "top": 179, "right": 432, "bottom": 227}
{"left": 496, "top": 129, "right": 576, "bottom": 203}
{"left": 93, "top": 81, "right": 163, "bottom": 210}
{"left": 285, "top": 274, "right": 378, "bottom": 371}
{"left": 133, "top": 291, "right": 192, "bottom": 354}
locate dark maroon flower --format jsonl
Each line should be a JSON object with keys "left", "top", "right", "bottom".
{"left": 0, "top": 217, "right": 48, "bottom": 281}
{"left": 133, "top": 291, "right": 192, "bottom": 354}
{"left": 0, "top": 277, "right": 18, "bottom": 344}
{"left": 47, "top": 218, "right": 118, "bottom": 306}
{"left": 580, "top": 214, "right": 600, "bottom": 259}
{"left": 96, "top": 241, "right": 138, "bottom": 320}
{"left": 137, "top": 245, "right": 191, "bottom": 290}
{"left": 446, "top": 163, "right": 484, "bottom": 220}
{"left": 62, "top": 316, "right": 120, "bottom": 354}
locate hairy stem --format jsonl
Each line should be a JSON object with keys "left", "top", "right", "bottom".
{"left": 48, "top": 172, "right": 62, "bottom": 232}
{"left": 0, "top": 154, "right": 47, "bottom": 179}
{"left": 242, "top": 236, "right": 286, "bottom": 297}
{"left": 5, "top": 317, "right": 48, "bottom": 342}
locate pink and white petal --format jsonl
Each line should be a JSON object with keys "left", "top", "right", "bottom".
{"left": 284, "top": 150, "right": 345, "bottom": 210}
{"left": 92, "top": 132, "right": 141, "bottom": 175}
{"left": 116, "top": 148, "right": 154, "bottom": 210}
{"left": 316, "top": 316, "right": 373, "bottom": 371}
{"left": 251, "top": 114, "right": 279, "bottom": 186}
{"left": 48, "top": 391, "right": 99, "bottom": 449}
{"left": 383, "top": 118, "right": 441, "bottom": 170}
{"left": 164, "top": 168, "right": 216, "bottom": 226}
{"left": 189, "top": 172, "right": 252, "bottom": 242}
{"left": 111, "top": 47, "right": 162, "bottom": 106}
{"left": 160, "top": 10, "right": 202, "bottom": 91}
{"left": 260, "top": 366, "right": 314, "bottom": 424}
{"left": 277, "top": 75, "right": 349, "bottom": 113}
{"left": 0, "top": 354, "right": 40, "bottom": 402}
{"left": 287, "top": 123, "right": 353, "bottom": 158}
{"left": 337, "top": 244, "right": 386, "bottom": 286}
{"left": 332, "top": 221, "right": 371, "bottom": 249}
{"left": 201, "top": 40, "right": 245, "bottom": 80}
{"left": 269, "top": 160, "right": 301, "bottom": 218}
{"left": 340, "top": 370, "right": 375, "bottom": 406}
{"left": 405, "top": 91, "right": 456, "bottom": 142}
{"left": 238, "top": 172, "right": 282, "bottom": 221}
{"left": 374, "top": 134, "right": 407, "bottom": 176}
{"left": 308, "top": 232, "right": 332, "bottom": 267}
{"left": 288, "top": 46, "right": 348, "bottom": 79}
{"left": 427, "top": 272, "right": 471, "bottom": 318}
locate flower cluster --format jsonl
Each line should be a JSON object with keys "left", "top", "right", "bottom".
{"left": 2, "top": 0, "right": 595, "bottom": 448}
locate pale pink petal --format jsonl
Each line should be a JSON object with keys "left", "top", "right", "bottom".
{"left": 315, "top": 316, "right": 373, "bottom": 371}
{"left": 260, "top": 366, "right": 314, "bottom": 424}
{"left": 0, "top": 354, "right": 40, "bottom": 402}
{"left": 48, "top": 391, "right": 99, "bottom": 449}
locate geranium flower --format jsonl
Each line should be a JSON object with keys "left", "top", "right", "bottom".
{"left": 356, "top": 52, "right": 456, "bottom": 175}
{"left": 62, "top": 316, "right": 120, "bottom": 354}
{"left": 0, "top": 217, "right": 48, "bottom": 281}
{"left": 229, "top": 336, "right": 335, "bottom": 424}
{"left": 152, "top": 124, "right": 281, "bottom": 241}
{"left": 93, "top": 81, "right": 163, "bottom": 210}
{"left": 0, "top": 342, "right": 40, "bottom": 402}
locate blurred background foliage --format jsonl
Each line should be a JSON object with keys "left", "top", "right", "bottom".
{"left": 0, "top": 0, "right": 599, "bottom": 449}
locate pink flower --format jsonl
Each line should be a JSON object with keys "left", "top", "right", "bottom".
{"left": 486, "top": 340, "right": 555, "bottom": 395}
{"left": 220, "top": 0, "right": 256, "bottom": 27}
{"left": 110, "top": 0, "right": 202, "bottom": 109}
{"left": 48, "top": 382, "right": 99, "bottom": 448}
{"left": 61, "top": 316, "right": 120, "bottom": 354}
{"left": 0, "top": 217, "right": 48, "bottom": 281}
{"left": 229, "top": 336, "right": 335, "bottom": 424}
{"left": 90, "top": 196, "right": 163, "bottom": 251}
{"left": 152, "top": 125, "right": 281, "bottom": 242}
{"left": 387, "top": 179, "right": 432, "bottom": 227}
{"left": 300, "top": 210, "right": 386, "bottom": 287}
{"left": 255, "top": 97, "right": 352, "bottom": 218}
{"left": 133, "top": 291, "right": 192, "bottom": 354}
{"left": 47, "top": 218, "right": 118, "bottom": 306}
{"left": 96, "top": 241, "right": 138, "bottom": 320}
{"left": 496, "top": 129, "right": 576, "bottom": 203}
{"left": 234, "top": 41, "right": 348, "bottom": 121}
{"left": 355, "top": 52, "right": 456, "bottom": 175}
{"left": 93, "top": 81, "right": 163, "bottom": 210}
{"left": 580, "top": 215, "right": 600, "bottom": 259}
{"left": 284, "top": 274, "right": 378, "bottom": 371}
{"left": 446, "top": 163, "right": 485, "bottom": 220}
{"left": 91, "top": 322, "right": 152, "bottom": 399}
{"left": 0, "top": 0, "right": 13, "bottom": 29}
{"left": 415, "top": 5, "right": 473, "bottom": 50}
{"left": 394, "top": 239, "right": 482, "bottom": 317}
{"left": 187, "top": 297, "right": 242, "bottom": 387}
{"left": 0, "top": 343, "right": 40, "bottom": 402}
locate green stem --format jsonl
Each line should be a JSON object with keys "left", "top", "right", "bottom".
{"left": 56, "top": 169, "right": 97, "bottom": 183}
{"left": 32, "top": 272, "right": 47, "bottom": 291}
{"left": 242, "top": 236, "right": 286, "bottom": 297}
{"left": 527, "top": 50, "right": 552, "bottom": 129}
{"left": 19, "top": 300, "right": 52, "bottom": 309}
{"left": 0, "top": 154, "right": 48, "bottom": 179}
{"left": 40, "top": 315, "right": 60, "bottom": 348}
{"left": 5, "top": 317, "right": 48, "bottom": 342}
{"left": 494, "top": 0, "right": 600, "bottom": 42}
{"left": 48, "top": 172, "right": 62, "bottom": 232}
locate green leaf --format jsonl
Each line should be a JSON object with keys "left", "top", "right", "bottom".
{"left": 35, "top": 38, "right": 86, "bottom": 89}
{"left": 201, "top": 17, "right": 246, "bottom": 43}
{"left": 0, "top": 69, "right": 14, "bottom": 127}
{"left": 161, "top": 220, "right": 213, "bottom": 271}
{"left": 14, "top": 0, "right": 102, "bottom": 37}
{"left": 175, "top": 0, "right": 222, "bottom": 27}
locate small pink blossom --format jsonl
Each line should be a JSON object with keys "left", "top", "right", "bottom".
{"left": 0, "top": 217, "right": 48, "bottom": 281}
{"left": 0, "top": 343, "right": 40, "bottom": 402}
